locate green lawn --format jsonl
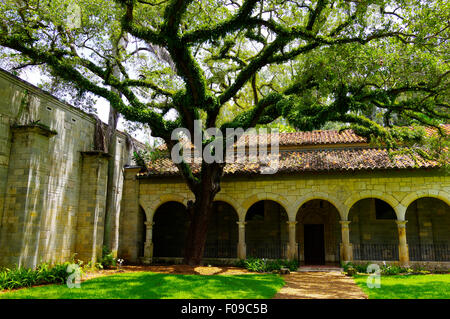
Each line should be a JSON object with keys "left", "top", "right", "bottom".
{"left": 354, "top": 274, "right": 450, "bottom": 299}
{"left": 0, "top": 272, "right": 285, "bottom": 299}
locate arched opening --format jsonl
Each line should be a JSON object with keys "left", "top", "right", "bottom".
{"left": 349, "top": 198, "right": 398, "bottom": 261}
{"left": 137, "top": 206, "right": 147, "bottom": 258}
{"left": 406, "top": 197, "right": 450, "bottom": 261}
{"left": 245, "top": 200, "right": 288, "bottom": 259}
{"left": 296, "top": 200, "right": 341, "bottom": 265}
{"left": 153, "top": 201, "right": 188, "bottom": 258}
{"left": 204, "top": 201, "right": 239, "bottom": 258}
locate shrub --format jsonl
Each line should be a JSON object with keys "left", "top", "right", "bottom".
{"left": 282, "top": 259, "right": 300, "bottom": 271}
{"left": 0, "top": 262, "right": 73, "bottom": 291}
{"left": 243, "top": 258, "right": 267, "bottom": 272}
{"left": 342, "top": 262, "right": 370, "bottom": 274}
{"left": 342, "top": 261, "right": 446, "bottom": 276}
{"left": 238, "top": 258, "right": 298, "bottom": 272}
{"left": 380, "top": 264, "right": 409, "bottom": 275}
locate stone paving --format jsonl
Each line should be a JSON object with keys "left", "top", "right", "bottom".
{"left": 273, "top": 271, "right": 368, "bottom": 299}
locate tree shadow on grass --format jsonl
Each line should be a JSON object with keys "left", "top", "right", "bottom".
{"left": 0, "top": 273, "right": 285, "bottom": 299}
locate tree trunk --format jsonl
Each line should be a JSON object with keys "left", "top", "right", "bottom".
{"left": 103, "top": 106, "right": 119, "bottom": 252}
{"left": 183, "top": 163, "right": 223, "bottom": 265}
{"left": 103, "top": 35, "right": 124, "bottom": 254}
{"left": 183, "top": 193, "right": 214, "bottom": 265}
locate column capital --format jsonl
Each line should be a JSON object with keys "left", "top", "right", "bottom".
{"left": 12, "top": 123, "right": 57, "bottom": 137}
{"left": 286, "top": 221, "right": 297, "bottom": 227}
{"left": 396, "top": 220, "right": 408, "bottom": 228}
{"left": 236, "top": 221, "right": 247, "bottom": 227}
{"left": 124, "top": 167, "right": 142, "bottom": 180}
{"left": 144, "top": 221, "right": 155, "bottom": 228}
{"left": 339, "top": 220, "right": 351, "bottom": 227}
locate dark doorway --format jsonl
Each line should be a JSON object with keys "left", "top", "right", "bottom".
{"left": 304, "top": 224, "right": 325, "bottom": 265}
{"left": 153, "top": 202, "right": 188, "bottom": 257}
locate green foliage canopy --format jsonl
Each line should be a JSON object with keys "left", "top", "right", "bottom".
{"left": 0, "top": 0, "right": 448, "bottom": 187}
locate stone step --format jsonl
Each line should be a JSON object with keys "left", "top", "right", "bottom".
{"left": 297, "top": 266, "right": 344, "bottom": 272}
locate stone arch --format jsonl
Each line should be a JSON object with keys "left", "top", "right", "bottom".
{"left": 344, "top": 191, "right": 400, "bottom": 220}
{"left": 142, "top": 194, "right": 188, "bottom": 222}
{"left": 205, "top": 200, "right": 239, "bottom": 258}
{"left": 138, "top": 199, "right": 152, "bottom": 221}
{"left": 403, "top": 196, "right": 450, "bottom": 261}
{"left": 401, "top": 190, "right": 450, "bottom": 209}
{"left": 348, "top": 197, "right": 399, "bottom": 261}
{"left": 244, "top": 199, "right": 289, "bottom": 258}
{"left": 295, "top": 198, "right": 342, "bottom": 264}
{"left": 241, "top": 192, "right": 290, "bottom": 220}
{"left": 213, "top": 194, "right": 241, "bottom": 219}
{"left": 292, "top": 192, "right": 346, "bottom": 221}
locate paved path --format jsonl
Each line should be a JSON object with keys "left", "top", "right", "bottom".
{"left": 273, "top": 271, "right": 368, "bottom": 299}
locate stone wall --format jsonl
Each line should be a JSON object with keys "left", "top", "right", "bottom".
{"left": 0, "top": 70, "right": 133, "bottom": 267}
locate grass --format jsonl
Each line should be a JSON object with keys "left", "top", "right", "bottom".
{"left": 353, "top": 274, "right": 450, "bottom": 299}
{"left": 0, "top": 272, "right": 285, "bottom": 299}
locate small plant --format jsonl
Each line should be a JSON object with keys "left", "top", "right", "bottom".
{"left": 281, "top": 259, "right": 299, "bottom": 271}
{"left": 243, "top": 258, "right": 267, "bottom": 272}
{"left": 238, "top": 258, "right": 298, "bottom": 272}
{"left": 81, "top": 260, "right": 103, "bottom": 272}
{"left": 346, "top": 267, "right": 357, "bottom": 276}
{"left": 99, "top": 246, "right": 116, "bottom": 269}
{"left": 417, "top": 270, "right": 431, "bottom": 275}
{"left": 117, "top": 259, "right": 124, "bottom": 270}
{"left": 342, "top": 262, "right": 370, "bottom": 275}
{"left": 380, "top": 264, "right": 409, "bottom": 275}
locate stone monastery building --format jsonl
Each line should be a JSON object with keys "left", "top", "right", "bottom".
{"left": 0, "top": 68, "right": 449, "bottom": 269}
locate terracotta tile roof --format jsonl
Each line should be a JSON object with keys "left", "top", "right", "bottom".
{"left": 139, "top": 125, "right": 448, "bottom": 177}
{"left": 424, "top": 124, "right": 450, "bottom": 137}
{"left": 275, "top": 129, "right": 367, "bottom": 146}
{"left": 157, "top": 129, "right": 367, "bottom": 151}
{"left": 232, "top": 129, "right": 367, "bottom": 147}
{"left": 157, "top": 125, "right": 450, "bottom": 151}
{"left": 139, "top": 148, "right": 440, "bottom": 177}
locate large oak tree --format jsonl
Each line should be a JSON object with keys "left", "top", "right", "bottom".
{"left": 0, "top": 0, "right": 448, "bottom": 265}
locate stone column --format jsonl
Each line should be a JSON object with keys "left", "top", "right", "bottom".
{"left": 117, "top": 167, "right": 141, "bottom": 263}
{"left": 75, "top": 151, "right": 110, "bottom": 264}
{"left": 339, "top": 220, "right": 353, "bottom": 263}
{"left": 104, "top": 135, "right": 127, "bottom": 258}
{"left": 237, "top": 221, "right": 246, "bottom": 260}
{"left": 396, "top": 220, "right": 409, "bottom": 267}
{"left": 142, "top": 221, "right": 154, "bottom": 264}
{"left": 0, "top": 125, "right": 56, "bottom": 268}
{"left": 286, "top": 221, "right": 297, "bottom": 260}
